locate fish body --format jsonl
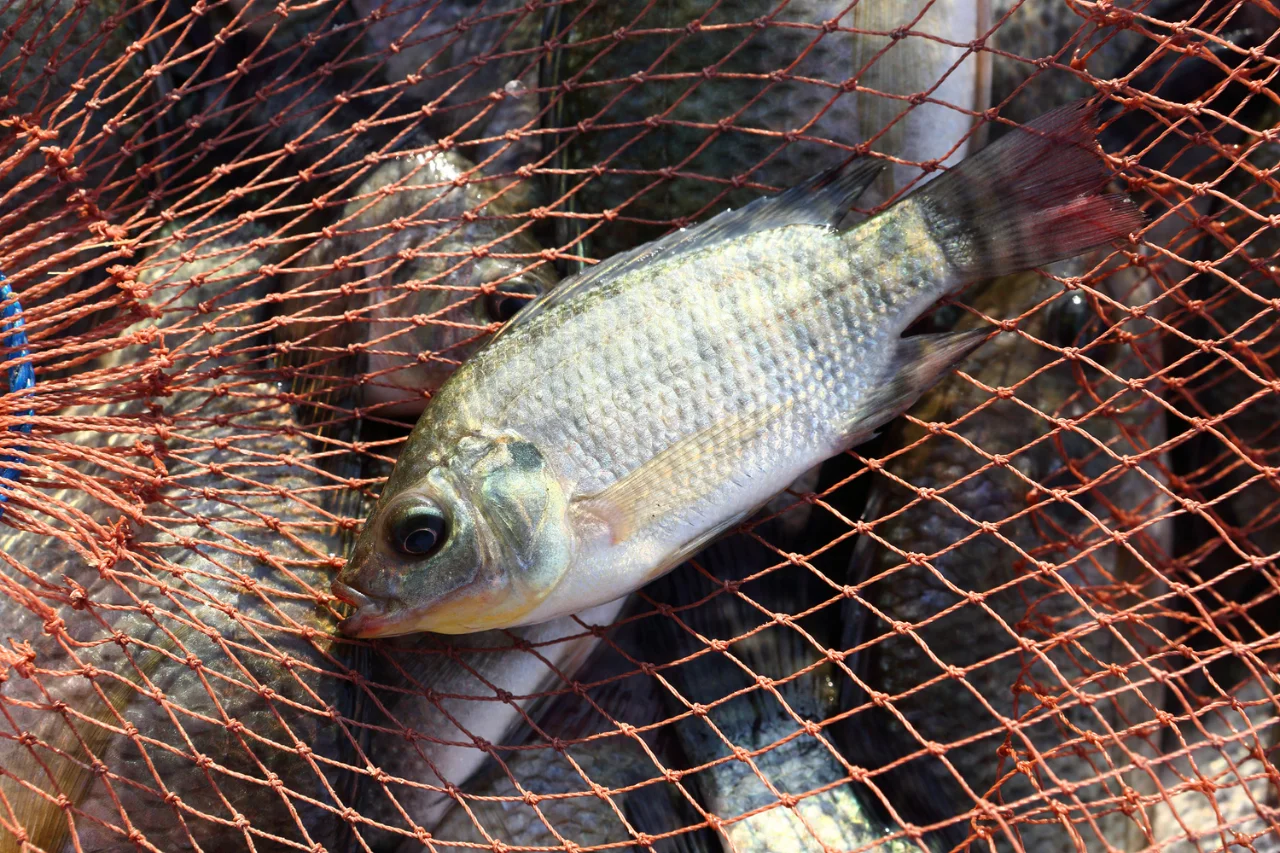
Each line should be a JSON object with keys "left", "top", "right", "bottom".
{"left": 645, "top": 527, "right": 930, "bottom": 853}
{"left": 0, "top": 221, "right": 352, "bottom": 853}
{"left": 347, "top": 597, "right": 623, "bottom": 846}
{"left": 429, "top": 619, "right": 693, "bottom": 850}
{"left": 850, "top": 0, "right": 990, "bottom": 205}
{"left": 353, "top": 0, "right": 545, "bottom": 192}
{"left": 280, "top": 147, "right": 556, "bottom": 419}
{"left": 838, "top": 254, "right": 1173, "bottom": 852}
{"left": 334, "top": 101, "right": 1143, "bottom": 638}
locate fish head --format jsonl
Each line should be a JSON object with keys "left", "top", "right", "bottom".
{"left": 467, "top": 256, "right": 557, "bottom": 328}
{"left": 334, "top": 431, "right": 574, "bottom": 636}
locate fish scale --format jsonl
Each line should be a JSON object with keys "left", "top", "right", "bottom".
{"left": 335, "top": 101, "right": 1144, "bottom": 638}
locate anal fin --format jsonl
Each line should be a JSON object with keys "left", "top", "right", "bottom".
{"left": 842, "top": 329, "right": 990, "bottom": 447}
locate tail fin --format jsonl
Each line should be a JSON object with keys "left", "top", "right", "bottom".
{"left": 913, "top": 99, "right": 1145, "bottom": 281}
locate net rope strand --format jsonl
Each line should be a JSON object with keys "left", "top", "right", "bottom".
{"left": 2, "top": 0, "right": 1280, "bottom": 851}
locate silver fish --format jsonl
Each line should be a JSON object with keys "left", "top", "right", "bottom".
{"left": 333, "top": 101, "right": 1143, "bottom": 638}
{"left": 646, "top": 527, "right": 941, "bottom": 852}
{"left": 0, "top": 220, "right": 353, "bottom": 853}
{"left": 429, "top": 620, "right": 695, "bottom": 850}
{"left": 352, "top": 0, "right": 545, "bottom": 195}
{"left": 280, "top": 146, "right": 556, "bottom": 420}
{"left": 838, "top": 254, "right": 1175, "bottom": 852}
{"left": 346, "top": 597, "right": 624, "bottom": 847}
{"left": 851, "top": 0, "right": 991, "bottom": 206}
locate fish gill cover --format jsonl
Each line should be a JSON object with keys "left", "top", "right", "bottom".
{"left": 0, "top": 0, "right": 1277, "bottom": 851}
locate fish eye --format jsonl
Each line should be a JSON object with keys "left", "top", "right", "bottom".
{"left": 1049, "top": 292, "right": 1098, "bottom": 349}
{"left": 389, "top": 503, "right": 449, "bottom": 556}
{"left": 484, "top": 280, "right": 542, "bottom": 323}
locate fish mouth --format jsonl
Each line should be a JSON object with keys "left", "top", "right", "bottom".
{"left": 332, "top": 581, "right": 392, "bottom": 637}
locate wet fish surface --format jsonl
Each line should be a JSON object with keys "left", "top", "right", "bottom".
{"left": 838, "top": 255, "right": 1175, "bottom": 852}
{"left": 646, "top": 523, "right": 961, "bottom": 853}
{"left": 332, "top": 100, "right": 1143, "bottom": 638}
{"left": 0, "top": 220, "right": 354, "bottom": 853}
{"left": 280, "top": 146, "right": 556, "bottom": 420}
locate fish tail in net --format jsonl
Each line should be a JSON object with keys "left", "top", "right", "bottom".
{"left": 912, "top": 99, "right": 1146, "bottom": 282}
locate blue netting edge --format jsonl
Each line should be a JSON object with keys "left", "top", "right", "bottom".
{"left": 0, "top": 272, "right": 35, "bottom": 519}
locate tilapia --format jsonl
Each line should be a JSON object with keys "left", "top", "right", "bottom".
{"left": 543, "top": 0, "right": 854, "bottom": 266}
{"left": 850, "top": 0, "right": 990, "bottom": 206}
{"left": 333, "top": 100, "right": 1143, "bottom": 637}
{"left": 429, "top": 617, "right": 697, "bottom": 851}
{"left": 645, "top": 526, "right": 956, "bottom": 852}
{"left": 837, "top": 255, "right": 1175, "bottom": 852}
{"left": 353, "top": 0, "right": 545, "bottom": 193}
{"left": 344, "top": 597, "right": 624, "bottom": 849}
{"left": 280, "top": 145, "right": 556, "bottom": 420}
{"left": 0, "top": 220, "right": 355, "bottom": 852}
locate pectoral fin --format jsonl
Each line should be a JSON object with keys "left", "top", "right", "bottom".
{"left": 575, "top": 402, "right": 792, "bottom": 545}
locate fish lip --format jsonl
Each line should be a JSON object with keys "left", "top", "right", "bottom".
{"left": 331, "top": 581, "right": 391, "bottom": 637}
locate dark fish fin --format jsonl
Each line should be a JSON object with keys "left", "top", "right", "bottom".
{"left": 490, "top": 157, "right": 882, "bottom": 345}
{"left": 625, "top": 785, "right": 721, "bottom": 853}
{"left": 913, "top": 99, "right": 1145, "bottom": 282}
{"left": 575, "top": 402, "right": 790, "bottom": 544}
{"left": 648, "top": 526, "right": 834, "bottom": 717}
{"left": 839, "top": 506, "right": 973, "bottom": 853}
{"left": 841, "top": 329, "right": 989, "bottom": 448}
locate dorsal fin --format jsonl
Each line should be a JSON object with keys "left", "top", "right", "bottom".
{"left": 490, "top": 157, "right": 883, "bottom": 345}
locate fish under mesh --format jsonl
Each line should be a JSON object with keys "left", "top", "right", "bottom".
{"left": 1, "top": 0, "right": 1278, "bottom": 851}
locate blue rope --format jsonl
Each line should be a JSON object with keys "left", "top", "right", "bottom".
{"left": 0, "top": 272, "right": 34, "bottom": 519}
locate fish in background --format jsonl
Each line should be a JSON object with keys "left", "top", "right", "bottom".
{"left": 352, "top": 0, "right": 546, "bottom": 203}
{"left": 643, "top": 523, "right": 960, "bottom": 852}
{"left": 279, "top": 144, "right": 557, "bottom": 421}
{"left": 1147, "top": 665, "right": 1280, "bottom": 852}
{"left": 332, "top": 101, "right": 1143, "bottom": 638}
{"left": 849, "top": 0, "right": 991, "bottom": 207}
{"left": 344, "top": 599, "right": 625, "bottom": 849}
{"left": 837, "top": 254, "right": 1174, "bottom": 852}
{"left": 0, "top": 218, "right": 358, "bottom": 853}
{"left": 544, "top": 0, "right": 990, "bottom": 267}
{"left": 428, "top": 609, "right": 704, "bottom": 851}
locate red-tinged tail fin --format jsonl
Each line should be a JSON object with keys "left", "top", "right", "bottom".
{"left": 912, "top": 99, "right": 1146, "bottom": 281}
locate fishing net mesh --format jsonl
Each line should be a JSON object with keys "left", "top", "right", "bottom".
{"left": 1, "top": 0, "right": 1278, "bottom": 850}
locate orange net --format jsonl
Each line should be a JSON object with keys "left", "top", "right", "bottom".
{"left": 1, "top": 0, "right": 1279, "bottom": 850}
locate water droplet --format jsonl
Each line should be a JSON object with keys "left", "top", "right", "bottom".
{"left": 503, "top": 79, "right": 528, "bottom": 97}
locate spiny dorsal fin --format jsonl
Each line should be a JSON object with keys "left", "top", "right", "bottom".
{"left": 491, "top": 157, "right": 883, "bottom": 345}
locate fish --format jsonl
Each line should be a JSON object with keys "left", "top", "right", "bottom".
{"left": 544, "top": 0, "right": 987, "bottom": 267}
{"left": 644, "top": 524, "right": 952, "bottom": 852}
{"left": 0, "top": 219, "right": 359, "bottom": 852}
{"left": 343, "top": 597, "right": 625, "bottom": 849}
{"left": 352, "top": 0, "right": 546, "bottom": 201}
{"left": 836, "top": 251, "right": 1176, "bottom": 852}
{"left": 279, "top": 145, "right": 557, "bottom": 421}
{"left": 333, "top": 99, "right": 1144, "bottom": 638}
{"left": 849, "top": 0, "right": 991, "bottom": 207}
{"left": 428, "top": 611, "right": 700, "bottom": 851}
{"left": 1147, "top": 666, "right": 1280, "bottom": 852}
